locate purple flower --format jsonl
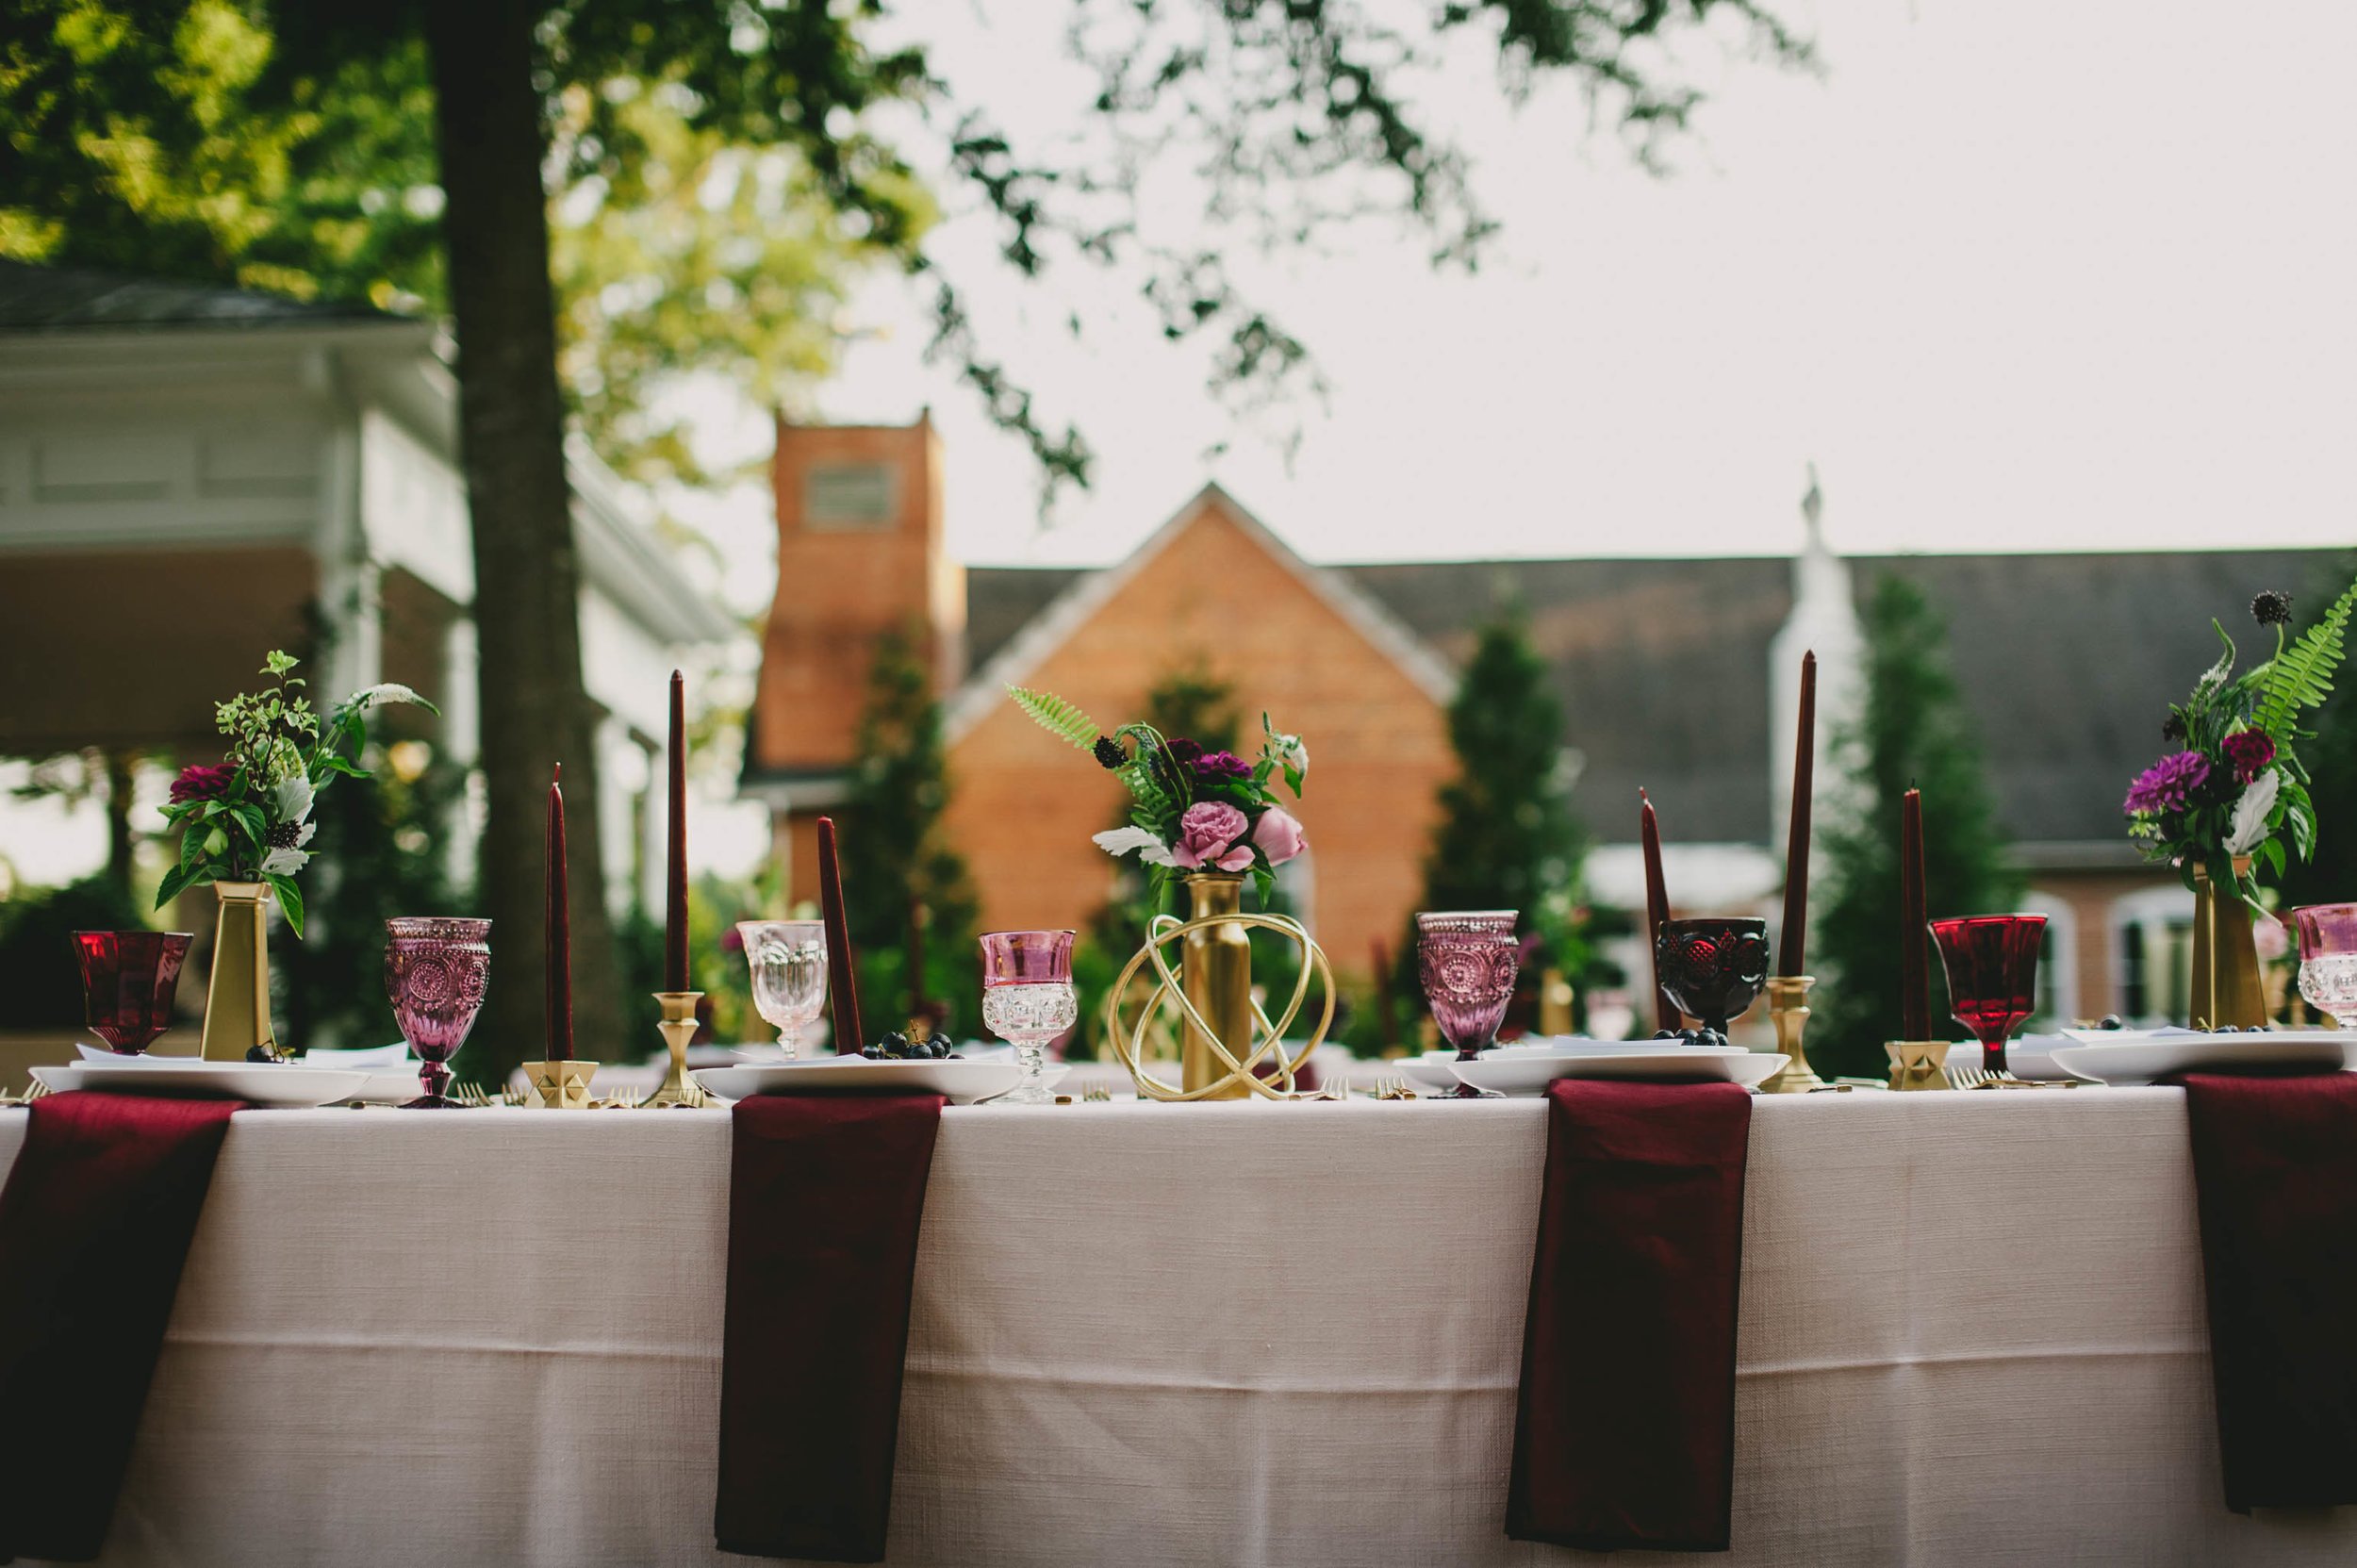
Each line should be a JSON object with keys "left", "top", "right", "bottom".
{"left": 1164, "top": 738, "right": 1205, "bottom": 767}
{"left": 1194, "top": 750, "right": 1252, "bottom": 780}
{"left": 2223, "top": 730, "right": 2276, "bottom": 784}
{"left": 1170, "top": 801, "right": 1254, "bottom": 872}
{"left": 169, "top": 763, "right": 236, "bottom": 804}
{"left": 2123, "top": 751, "right": 2210, "bottom": 817}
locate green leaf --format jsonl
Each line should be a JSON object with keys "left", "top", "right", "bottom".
{"left": 2253, "top": 575, "right": 2357, "bottom": 741}
{"left": 1006, "top": 685, "right": 1101, "bottom": 751}
{"left": 178, "top": 826, "right": 206, "bottom": 870}
{"left": 266, "top": 874, "right": 305, "bottom": 940}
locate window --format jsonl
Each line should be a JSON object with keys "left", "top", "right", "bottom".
{"left": 2110, "top": 883, "right": 2196, "bottom": 1027}
{"left": 803, "top": 463, "right": 897, "bottom": 529}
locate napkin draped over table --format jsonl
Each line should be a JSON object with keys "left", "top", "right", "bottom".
{"left": 1508, "top": 1078, "right": 1754, "bottom": 1553}
{"left": 2180, "top": 1070, "right": 2357, "bottom": 1513}
{"left": 0, "top": 1091, "right": 241, "bottom": 1563}
{"left": 717, "top": 1093, "right": 946, "bottom": 1562}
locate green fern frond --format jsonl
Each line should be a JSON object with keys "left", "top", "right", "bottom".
{"left": 2253, "top": 578, "right": 2357, "bottom": 740}
{"left": 1007, "top": 686, "right": 1100, "bottom": 751}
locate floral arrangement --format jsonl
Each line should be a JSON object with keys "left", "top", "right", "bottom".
{"left": 2124, "top": 584, "right": 2355, "bottom": 903}
{"left": 1007, "top": 686, "right": 1308, "bottom": 901}
{"left": 157, "top": 652, "right": 436, "bottom": 936}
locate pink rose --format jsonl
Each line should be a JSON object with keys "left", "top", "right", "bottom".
{"left": 1171, "top": 801, "right": 1254, "bottom": 871}
{"left": 1251, "top": 805, "right": 1307, "bottom": 867}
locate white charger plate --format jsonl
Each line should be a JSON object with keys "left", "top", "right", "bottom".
{"left": 1449, "top": 1047, "right": 1788, "bottom": 1096}
{"left": 2049, "top": 1032, "right": 2356, "bottom": 1086}
{"left": 32, "top": 1062, "right": 371, "bottom": 1106}
{"left": 694, "top": 1058, "right": 1064, "bottom": 1104}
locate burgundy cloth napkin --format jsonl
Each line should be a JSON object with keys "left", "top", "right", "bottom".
{"left": 2179, "top": 1070, "right": 2357, "bottom": 1512}
{"left": 717, "top": 1093, "right": 947, "bottom": 1562}
{"left": 1508, "top": 1078, "right": 1754, "bottom": 1553}
{"left": 0, "top": 1090, "right": 241, "bottom": 1563}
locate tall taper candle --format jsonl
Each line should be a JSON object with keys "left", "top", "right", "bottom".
{"left": 817, "top": 816, "right": 865, "bottom": 1054}
{"left": 1778, "top": 651, "right": 1818, "bottom": 977}
{"left": 1900, "top": 786, "right": 1929, "bottom": 1041}
{"left": 547, "top": 764, "right": 573, "bottom": 1061}
{"left": 664, "top": 669, "right": 688, "bottom": 993}
{"left": 1640, "top": 788, "right": 1677, "bottom": 1032}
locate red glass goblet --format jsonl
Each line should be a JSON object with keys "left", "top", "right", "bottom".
{"left": 385, "top": 917, "right": 491, "bottom": 1108}
{"left": 1930, "top": 915, "right": 2047, "bottom": 1074}
{"left": 1654, "top": 917, "right": 1771, "bottom": 1039}
{"left": 72, "top": 930, "right": 194, "bottom": 1054}
{"left": 1417, "top": 911, "right": 1520, "bottom": 1098}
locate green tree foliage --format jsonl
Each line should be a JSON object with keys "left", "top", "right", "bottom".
{"left": 838, "top": 626, "right": 978, "bottom": 1043}
{"left": 2265, "top": 558, "right": 2357, "bottom": 914}
{"left": 1811, "top": 576, "right": 2021, "bottom": 1079}
{"left": 0, "top": 875, "right": 146, "bottom": 1031}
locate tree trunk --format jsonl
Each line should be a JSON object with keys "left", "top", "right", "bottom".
{"left": 102, "top": 749, "right": 136, "bottom": 901}
{"left": 424, "top": 0, "right": 629, "bottom": 1081}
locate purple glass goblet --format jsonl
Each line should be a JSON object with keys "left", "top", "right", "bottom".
{"left": 2289, "top": 904, "right": 2357, "bottom": 1027}
{"left": 72, "top": 930, "right": 194, "bottom": 1054}
{"left": 1930, "top": 915, "right": 2046, "bottom": 1074}
{"left": 1654, "top": 917, "right": 1771, "bottom": 1038}
{"left": 1417, "top": 911, "right": 1521, "bottom": 1098}
{"left": 384, "top": 917, "right": 491, "bottom": 1108}
{"left": 980, "top": 930, "right": 1078, "bottom": 1105}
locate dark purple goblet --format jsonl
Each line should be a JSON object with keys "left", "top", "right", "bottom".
{"left": 1417, "top": 910, "right": 1520, "bottom": 1098}
{"left": 385, "top": 917, "right": 491, "bottom": 1108}
{"left": 1930, "top": 915, "right": 2045, "bottom": 1074}
{"left": 1654, "top": 917, "right": 1771, "bottom": 1038}
{"left": 72, "top": 930, "right": 194, "bottom": 1054}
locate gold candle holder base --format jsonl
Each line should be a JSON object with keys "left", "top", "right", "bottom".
{"left": 1759, "top": 975, "right": 1826, "bottom": 1094}
{"left": 635, "top": 992, "right": 707, "bottom": 1108}
{"left": 1886, "top": 1040, "right": 1953, "bottom": 1091}
{"left": 527, "top": 1060, "right": 599, "bottom": 1109}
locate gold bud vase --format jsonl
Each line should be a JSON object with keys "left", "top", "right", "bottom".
{"left": 2190, "top": 856, "right": 2268, "bottom": 1031}
{"left": 200, "top": 881, "right": 276, "bottom": 1061}
{"left": 1180, "top": 873, "right": 1255, "bottom": 1099}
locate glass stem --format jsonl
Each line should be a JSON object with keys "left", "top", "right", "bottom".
{"left": 420, "top": 1058, "right": 451, "bottom": 1103}
{"left": 1015, "top": 1038, "right": 1047, "bottom": 1087}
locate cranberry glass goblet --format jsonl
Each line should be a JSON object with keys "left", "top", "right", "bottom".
{"left": 2291, "top": 903, "right": 2357, "bottom": 1028}
{"left": 384, "top": 917, "right": 491, "bottom": 1108}
{"left": 1930, "top": 915, "right": 2046, "bottom": 1073}
{"left": 980, "top": 930, "right": 1078, "bottom": 1105}
{"left": 72, "top": 930, "right": 194, "bottom": 1054}
{"left": 738, "top": 919, "right": 828, "bottom": 1057}
{"left": 1417, "top": 911, "right": 1521, "bottom": 1098}
{"left": 1654, "top": 917, "right": 1771, "bottom": 1039}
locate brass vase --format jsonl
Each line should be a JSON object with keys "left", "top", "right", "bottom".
{"left": 199, "top": 881, "right": 276, "bottom": 1061}
{"left": 1180, "top": 872, "right": 1255, "bottom": 1099}
{"left": 2190, "top": 856, "right": 2268, "bottom": 1030}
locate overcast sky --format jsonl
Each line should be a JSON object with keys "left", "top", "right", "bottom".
{"left": 668, "top": 0, "right": 2357, "bottom": 606}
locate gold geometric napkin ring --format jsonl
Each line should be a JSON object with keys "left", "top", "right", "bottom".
{"left": 1105, "top": 910, "right": 1335, "bottom": 1101}
{"left": 1886, "top": 1040, "right": 1953, "bottom": 1091}
{"left": 528, "top": 1060, "right": 599, "bottom": 1109}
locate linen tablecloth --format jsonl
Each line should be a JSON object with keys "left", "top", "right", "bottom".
{"left": 4, "top": 1091, "right": 2351, "bottom": 1566}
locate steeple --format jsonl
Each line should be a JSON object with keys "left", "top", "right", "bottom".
{"left": 1771, "top": 463, "right": 1865, "bottom": 856}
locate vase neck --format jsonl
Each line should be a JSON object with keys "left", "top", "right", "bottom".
{"left": 1185, "top": 873, "right": 1244, "bottom": 918}
{"left": 214, "top": 881, "right": 269, "bottom": 905}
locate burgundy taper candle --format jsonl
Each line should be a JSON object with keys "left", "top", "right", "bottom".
{"left": 546, "top": 764, "right": 573, "bottom": 1061}
{"left": 1640, "top": 788, "right": 1677, "bottom": 1032}
{"left": 1778, "top": 651, "right": 1817, "bottom": 977}
{"left": 664, "top": 669, "right": 689, "bottom": 993}
{"left": 816, "top": 816, "right": 865, "bottom": 1054}
{"left": 1900, "top": 786, "right": 1930, "bottom": 1040}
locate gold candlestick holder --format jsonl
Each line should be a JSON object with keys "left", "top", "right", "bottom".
{"left": 1759, "top": 975, "right": 1826, "bottom": 1094}
{"left": 1886, "top": 1040, "right": 1953, "bottom": 1091}
{"left": 527, "top": 1059, "right": 599, "bottom": 1109}
{"left": 635, "top": 991, "right": 707, "bottom": 1108}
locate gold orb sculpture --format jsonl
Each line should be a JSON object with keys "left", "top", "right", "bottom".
{"left": 1105, "top": 909, "right": 1335, "bottom": 1101}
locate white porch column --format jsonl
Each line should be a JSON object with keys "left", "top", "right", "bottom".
{"left": 1770, "top": 466, "right": 1865, "bottom": 898}
{"left": 441, "top": 618, "right": 481, "bottom": 895}
{"left": 314, "top": 387, "right": 382, "bottom": 697}
{"left": 596, "top": 716, "right": 653, "bottom": 917}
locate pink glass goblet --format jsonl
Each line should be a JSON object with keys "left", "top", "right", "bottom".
{"left": 384, "top": 917, "right": 491, "bottom": 1108}
{"left": 1417, "top": 911, "right": 1521, "bottom": 1099}
{"left": 1930, "top": 915, "right": 2046, "bottom": 1074}
{"left": 2291, "top": 903, "right": 2357, "bottom": 1028}
{"left": 72, "top": 930, "right": 194, "bottom": 1054}
{"left": 980, "top": 930, "right": 1078, "bottom": 1105}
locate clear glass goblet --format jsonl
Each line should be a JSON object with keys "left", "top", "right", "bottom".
{"left": 737, "top": 919, "right": 827, "bottom": 1058}
{"left": 1417, "top": 910, "right": 1521, "bottom": 1099}
{"left": 2292, "top": 903, "right": 2357, "bottom": 1028}
{"left": 979, "top": 930, "right": 1077, "bottom": 1106}
{"left": 384, "top": 917, "right": 491, "bottom": 1108}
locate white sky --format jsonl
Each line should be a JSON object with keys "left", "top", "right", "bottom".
{"left": 668, "top": 0, "right": 2357, "bottom": 605}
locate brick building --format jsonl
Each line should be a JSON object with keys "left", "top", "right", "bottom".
{"left": 743, "top": 415, "right": 2342, "bottom": 1028}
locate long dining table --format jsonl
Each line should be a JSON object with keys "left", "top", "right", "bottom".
{"left": 4, "top": 1086, "right": 2352, "bottom": 1566}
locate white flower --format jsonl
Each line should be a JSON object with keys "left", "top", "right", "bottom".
{"left": 261, "top": 821, "right": 316, "bottom": 878}
{"left": 275, "top": 772, "right": 315, "bottom": 827}
{"left": 1274, "top": 733, "right": 1309, "bottom": 775}
{"left": 351, "top": 682, "right": 427, "bottom": 710}
{"left": 2226, "top": 769, "right": 2282, "bottom": 855}
{"left": 1093, "top": 826, "right": 1178, "bottom": 867}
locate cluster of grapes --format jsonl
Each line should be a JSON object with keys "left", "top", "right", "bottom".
{"left": 1653, "top": 1028, "right": 1730, "bottom": 1049}
{"left": 860, "top": 1031, "right": 962, "bottom": 1061}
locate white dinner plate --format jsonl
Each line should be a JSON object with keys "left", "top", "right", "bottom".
{"left": 31, "top": 1062, "right": 371, "bottom": 1106}
{"left": 693, "top": 1057, "right": 1062, "bottom": 1104}
{"left": 2048, "top": 1032, "right": 2356, "bottom": 1086}
{"left": 1449, "top": 1047, "right": 1788, "bottom": 1096}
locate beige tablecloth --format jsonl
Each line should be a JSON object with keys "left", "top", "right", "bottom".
{"left": 3, "top": 1091, "right": 2350, "bottom": 1566}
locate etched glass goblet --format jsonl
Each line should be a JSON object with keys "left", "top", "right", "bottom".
{"left": 1417, "top": 911, "right": 1521, "bottom": 1098}
{"left": 737, "top": 919, "right": 827, "bottom": 1058}
{"left": 1654, "top": 916, "right": 1771, "bottom": 1041}
{"left": 2292, "top": 903, "right": 2357, "bottom": 1028}
{"left": 384, "top": 917, "right": 491, "bottom": 1108}
{"left": 72, "top": 930, "right": 194, "bottom": 1054}
{"left": 1930, "top": 914, "right": 2046, "bottom": 1074}
{"left": 979, "top": 930, "right": 1077, "bottom": 1106}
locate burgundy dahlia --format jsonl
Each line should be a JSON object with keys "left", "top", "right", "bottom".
{"left": 2123, "top": 751, "right": 2210, "bottom": 817}
{"left": 2223, "top": 729, "right": 2276, "bottom": 783}
{"left": 1193, "top": 750, "right": 1252, "bottom": 779}
{"left": 169, "top": 763, "right": 236, "bottom": 805}
{"left": 1164, "top": 738, "right": 1205, "bottom": 767}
